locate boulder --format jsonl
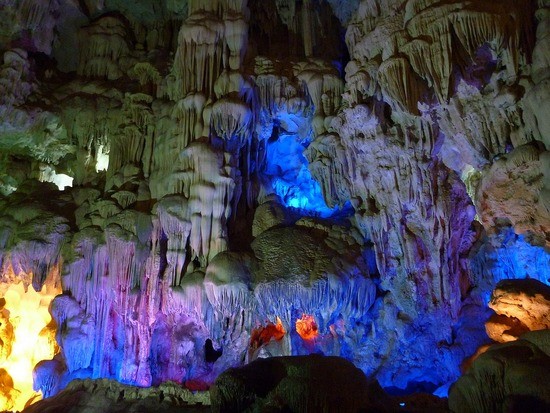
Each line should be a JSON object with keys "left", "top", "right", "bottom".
{"left": 488, "top": 279, "right": 550, "bottom": 340}
{"left": 210, "top": 355, "right": 396, "bottom": 413}
{"left": 449, "top": 330, "right": 550, "bottom": 413}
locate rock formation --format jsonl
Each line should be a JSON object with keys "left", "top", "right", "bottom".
{"left": 0, "top": 0, "right": 548, "bottom": 411}
{"left": 449, "top": 330, "right": 550, "bottom": 413}
{"left": 210, "top": 354, "right": 396, "bottom": 412}
{"left": 21, "top": 379, "right": 210, "bottom": 413}
{"left": 485, "top": 278, "right": 550, "bottom": 343}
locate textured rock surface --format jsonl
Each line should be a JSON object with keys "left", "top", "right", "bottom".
{"left": 477, "top": 144, "right": 550, "bottom": 247}
{"left": 449, "top": 330, "right": 550, "bottom": 413}
{"left": 21, "top": 379, "right": 210, "bottom": 413}
{"left": 456, "top": 279, "right": 550, "bottom": 410}
{"left": 488, "top": 279, "right": 550, "bottom": 338}
{"left": 210, "top": 355, "right": 396, "bottom": 413}
{"left": 485, "top": 313, "right": 530, "bottom": 343}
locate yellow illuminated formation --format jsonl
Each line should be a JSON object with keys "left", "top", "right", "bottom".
{"left": 0, "top": 275, "right": 60, "bottom": 411}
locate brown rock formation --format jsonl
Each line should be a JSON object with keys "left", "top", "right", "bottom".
{"left": 489, "top": 278, "right": 550, "bottom": 333}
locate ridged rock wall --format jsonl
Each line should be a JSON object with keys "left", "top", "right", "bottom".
{"left": 307, "top": 0, "right": 550, "bottom": 388}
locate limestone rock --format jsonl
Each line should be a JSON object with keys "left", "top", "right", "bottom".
{"left": 0, "top": 182, "right": 70, "bottom": 290}
{"left": 77, "top": 14, "right": 134, "bottom": 80}
{"left": 0, "top": 0, "right": 548, "bottom": 410}
{"left": 49, "top": 295, "right": 95, "bottom": 374}
{"left": 252, "top": 197, "right": 294, "bottom": 237}
{"left": 449, "top": 330, "right": 550, "bottom": 413}
{"left": 485, "top": 313, "right": 530, "bottom": 343}
{"left": 251, "top": 226, "right": 376, "bottom": 326}
{"left": 210, "top": 355, "right": 396, "bottom": 413}
{"left": 22, "top": 379, "right": 210, "bottom": 413}
{"left": 469, "top": 224, "right": 550, "bottom": 295}
{"left": 489, "top": 278, "right": 550, "bottom": 332}
{"left": 476, "top": 144, "right": 550, "bottom": 247}
{"left": 523, "top": 4, "right": 550, "bottom": 148}
{"left": 0, "top": 299, "right": 14, "bottom": 362}
{"left": 251, "top": 226, "right": 339, "bottom": 283}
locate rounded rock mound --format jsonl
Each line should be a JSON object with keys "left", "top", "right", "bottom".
{"left": 210, "top": 354, "right": 396, "bottom": 413}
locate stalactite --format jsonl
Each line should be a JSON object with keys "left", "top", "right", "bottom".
{"left": 188, "top": 0, "right": 249, "bottom": 16}
{"left": 17, "top": 0, "right": 59, "bottom": 54}
{"left": 211, "top": 98, "right": 253, "bottom": 148}
{"left": 173, "top": 142, "right": 237, "bottom": 266}
{"left": 224, "top": 14, "right": 248, "bottom": 70}
{"left": 214, "top": 71, "right": 255, "bottom": 104}
{"left": 77, "top": 15, "right": 132, "bottom": 80}
{"left": 174, "top": 12, "right": 225, "bottom": 99}
{"left": 49, "top": 295, "right": 94, "bottom": 373}
{"left": 173, "top": 93, "right": 206, "bottom": 149}
{"left": 305, "top": 133, "right": 351, "bottom": 208}
{"left": 294, "top": 60, "right": 344, "bottom": 136}
{"left": 377, "top": 57, "right": 425, "bottom": 114}
{"left": 254, "top": 72, "right": 310, "bottom": 118}
{"left": 107, "top": 93, "right": 153, "bottom": 189}
{"left": 1, "top": 0, "right": 546, "bottom": 408}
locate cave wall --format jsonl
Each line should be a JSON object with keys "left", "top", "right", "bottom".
{"left": 0, "top": 0, "right": 548, "bottom": 407}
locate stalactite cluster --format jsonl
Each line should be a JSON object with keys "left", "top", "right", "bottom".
{"left": 0, "top": 0, "right": 548, "bottom": 411}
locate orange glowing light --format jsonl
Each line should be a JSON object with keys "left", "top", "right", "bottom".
{"left": 295, "top": 314, "right": 318, "bottom": 341}
{"left": 0, "top": 273, "right": 60, "bottom": 412}
{"left": 250, "top": 317, "right": 286, "bottom": 350}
